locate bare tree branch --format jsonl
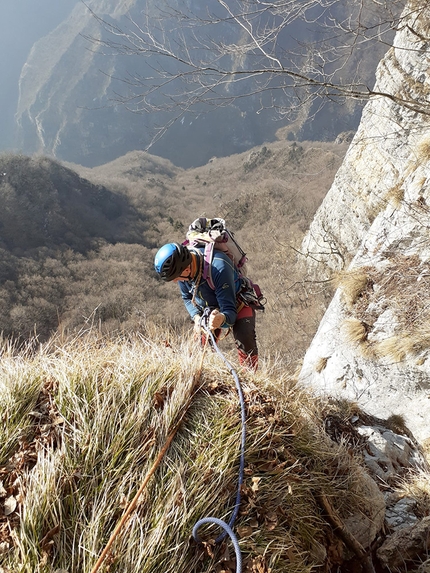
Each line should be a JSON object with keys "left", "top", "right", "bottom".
{"left": 82, "top": 0, "right": 429, "bottom": 147}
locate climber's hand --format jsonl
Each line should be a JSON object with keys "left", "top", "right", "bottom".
{"left": 208, "top": 309, "right": 225, "bottom": 330}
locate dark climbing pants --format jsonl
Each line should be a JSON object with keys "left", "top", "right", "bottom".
{"left": 202, "top": 305, "right": 258, "bottom": 370}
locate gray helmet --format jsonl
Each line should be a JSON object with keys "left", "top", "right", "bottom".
{"left": 154, "top": 242, "right": 192, "bottom": 281}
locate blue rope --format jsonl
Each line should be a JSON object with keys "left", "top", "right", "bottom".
{"left": 192, "top": 518, "right": 242, "bottom": 573}
{"left": 192, "top": 325, "right": 246, "bottom": 573}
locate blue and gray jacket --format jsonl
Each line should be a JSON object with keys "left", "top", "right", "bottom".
{"left": 178, "top": 248, "right": 242, "bottom": 328}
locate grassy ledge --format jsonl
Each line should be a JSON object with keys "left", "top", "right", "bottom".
{"left": 0, "top": 330, "right": 427, "bottom": 573}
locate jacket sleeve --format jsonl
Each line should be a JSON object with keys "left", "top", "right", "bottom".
{"left": 179, "top": 281, "right": 200, "bottom": 320}
{"left": 211, "top": 255, "right": 237, "bottom": 328}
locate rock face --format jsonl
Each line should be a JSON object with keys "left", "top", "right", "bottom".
{"left": 321, "top": 407, "right": 429, "bottom": 570}
{"left": 299, "top": 2, "right": 430, "bottom": 445}
{"left": 377, "top": 516, "right": 430, "bottom": 569}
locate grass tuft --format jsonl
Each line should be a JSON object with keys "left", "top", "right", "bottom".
{"left": 0, "top": 330, "right": 428, "bottom": 572}
{"left": 335, "top": 268, "right": 371, "bottom": 309}
{"left": 314, "top": 357, "right": 329, "bottom": 373}
{"left": 417, "top": 136, "right": 430, "bottom": 163}
{"left": 386, "top": 184, "right": 404, "bottom": 208}
{"left": 339, "top": 255, "right": 430, "bottom": 361}
{"left": 374, "top": 336, "right": 411, "bottom": 362}
{"left": 342, "top": 318, "right": 368, "bottom": 345}
{"left": 397, "top": 469, "right": 430, "bottom": 518}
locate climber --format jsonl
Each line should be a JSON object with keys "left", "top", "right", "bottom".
{"left": 154, "top": 242, "right": 259, "bottom": 371}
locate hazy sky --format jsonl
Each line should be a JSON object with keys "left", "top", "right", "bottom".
{"left": 0, "top": 0, "right": 78, "bottom": 151}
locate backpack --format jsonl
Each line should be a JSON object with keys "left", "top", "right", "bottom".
{"left": 183, "top": 217, "right": 265, "bottom": 311}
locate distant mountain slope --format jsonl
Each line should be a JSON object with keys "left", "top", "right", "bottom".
{"left": 0, "top": 152, "right": 154, "bottom": 339}
{"left": 14, "top": 0, "right": 394, "bottom": 168}
{"left": 0, "top": 154, "right": 147, "bottom": 253}
{"left": 0, "top": 139, "right": 347, "bottom": 363}
{"left": 0, "top": 0, "right": 77, "bottom": 151}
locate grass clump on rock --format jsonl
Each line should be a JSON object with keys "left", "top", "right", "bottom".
{"left": 1, "top": 329, "right": 372, "bottom": 573}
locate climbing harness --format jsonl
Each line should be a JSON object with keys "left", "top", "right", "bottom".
{"left": 237, "top": 276, "right": 266, "bottom": 312}
{"left": 192, "top": 309, "right": 246, "bottom": 573}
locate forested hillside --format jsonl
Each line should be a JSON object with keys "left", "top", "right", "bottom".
{"left": 0, "top": 139, "right": 348, "bottom": 367}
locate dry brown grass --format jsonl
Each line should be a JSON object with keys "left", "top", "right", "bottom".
{"left": 373, "top": 336, "right": 412, "bottom": 363}
{"left": 365, "top": 180, "right": 405, "bottom": 223}
{"left": 386, "top": 184, "right": 405, "bottom": 208}
{"left": 340, "top": 254, "right": 430, "bottom": 361}
{"left": 334, "top": 267, "right": 371, "bottom": 309}
{"left": 422, "top": 438, "right": 430, "bottom": 463}
{"left": 0, "top": 329, "right": 378, "bottom": 573}
{"left": 417, "top": 137, "right": 430, "bottom": 163}
{"left": 342, "top": 318, "right": 368, "bottom": 346}
{"left": 397, "top": 469, "right": 430, "bottom": 518}
{"left": 314, "top": 356, "right": 329, "bottom": 373}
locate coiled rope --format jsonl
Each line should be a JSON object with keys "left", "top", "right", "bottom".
{"left": 192, "top": 322, "right": 246, "bottom": 573}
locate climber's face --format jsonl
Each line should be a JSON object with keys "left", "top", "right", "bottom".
{"left": 173, "top": 265, "right": 192, "bottom": 282}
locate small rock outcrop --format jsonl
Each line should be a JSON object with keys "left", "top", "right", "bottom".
{"left": 322, "top": 405, "right": 429, "bottom": 570}
{"left": 377, "top": 517, "right": 430, "bottom": 570}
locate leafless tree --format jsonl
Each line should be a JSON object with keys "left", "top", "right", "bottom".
{"left": 84, "top": 0, "right": 429, "bottom": 144}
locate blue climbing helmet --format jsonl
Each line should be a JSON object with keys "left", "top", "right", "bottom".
{"left": 154, "top": 242, "right": 192, "bottom": 281}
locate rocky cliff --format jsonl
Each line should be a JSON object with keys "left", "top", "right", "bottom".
{"left": 299, "top": 2, "right": 430, "bottom": 446}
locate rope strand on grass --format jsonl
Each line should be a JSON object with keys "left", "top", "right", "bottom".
{"left": 192, "top": 517, "right": 242, "bottom": 572}
{"left": 192, "top": 321, "right": 246, "bottom": 573}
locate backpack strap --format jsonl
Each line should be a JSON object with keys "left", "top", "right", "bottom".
{"left": 202, "top": 243, "right": 216, "bottom": 290}
{"left": 183, "top": 242, "right": 216, "bottom": 290}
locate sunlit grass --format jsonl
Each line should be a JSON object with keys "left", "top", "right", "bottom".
{"left": 0, "top": 338, "right": 46, "bottom": 463}
{"left": 0, "top": 328, "right": 427, "bottom": 572}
